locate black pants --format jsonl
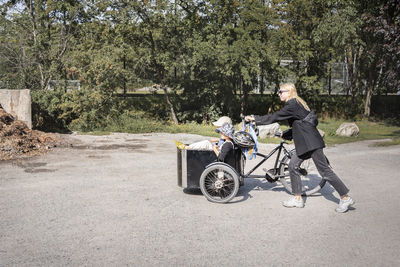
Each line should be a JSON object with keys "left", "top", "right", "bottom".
{"left": 289, "top": 148, "right": 349, "bottom": 196}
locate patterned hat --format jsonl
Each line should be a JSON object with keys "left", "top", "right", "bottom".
{"left": 215, "top": 122, "right": 235, "bottom": 139}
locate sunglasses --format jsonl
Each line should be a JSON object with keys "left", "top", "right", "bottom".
{"left": 278, "top": 90, "right": 289, "bottom": 94}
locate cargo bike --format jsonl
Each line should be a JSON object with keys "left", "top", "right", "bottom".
{"left": 177, "top": 122, "right": 326, "bottom": 203}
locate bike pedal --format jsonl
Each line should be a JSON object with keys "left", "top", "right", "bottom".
{"left": 265, "top": 173, "right": 277, "bottom": 183}
{"left": 263, "top": 168, "right": 278, "bottom": 174}
{"left": 264, "top": 169, "right": 278, "bottom": 183}
{"left": 263, "top": 168, "right": 272, "bottom": 173}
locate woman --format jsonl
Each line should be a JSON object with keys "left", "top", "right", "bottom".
{"left": 246, "top": 82, "right": 354, "bottom": 213}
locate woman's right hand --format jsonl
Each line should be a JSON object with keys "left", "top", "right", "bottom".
{"left": 245, "top": 115, "right": 255, "bottom": 122}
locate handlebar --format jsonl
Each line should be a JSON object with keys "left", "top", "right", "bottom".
{"left": 240, "top": 115, "right": 259, "bottom": 137}
{"left": 241, "top": 116, "right": 287, "bottom": 140}
{"left": 275, "top": 132, "right": 292, "bottom": 141}
{"left": 241, "top": 115, "right": 255, "bottom": 124}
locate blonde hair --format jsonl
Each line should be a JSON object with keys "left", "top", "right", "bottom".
{"left": 280, "top": 83, "right": 310, "bottom": 111}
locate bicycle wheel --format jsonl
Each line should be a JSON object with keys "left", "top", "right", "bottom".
{"left": 199, "top": 164, "right": 239, "bottom": 203}
{"left": 278, "top": 150, "right": 326, "bottom": 196}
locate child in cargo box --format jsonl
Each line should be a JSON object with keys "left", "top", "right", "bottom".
{"left": 175, "top": 121, "right": 236, "bottom": 168}
{"left": 175, "top": 116, "right": 232, "bottom": 150}
{"left": 212, "top": 122, "right": 236, "bottom": 168}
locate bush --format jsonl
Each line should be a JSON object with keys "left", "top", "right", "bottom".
{"left": 57, "top": 89, "right": 122, "bottom": 131}
{"left": 32, "top": 88, "right": 170, "bottom": 133}
{"left": 103, "top": 110, "right": 167, "bottom": 133}
{"left": 31, "top": 90, "right": 69, "bottom": 132}
{"left": 32, "top": 88, "right": 400, "bottom": 134}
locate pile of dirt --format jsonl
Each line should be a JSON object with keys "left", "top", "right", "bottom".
{"left": 0, "top": 104, "right": 61, "bottom": 160}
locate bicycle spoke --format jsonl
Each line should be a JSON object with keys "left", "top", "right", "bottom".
{"left": 200, "top": 164, "right": 240, "bottom": 203}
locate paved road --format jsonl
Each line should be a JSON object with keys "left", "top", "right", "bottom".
{"left": 1, "top": 133, "right": 399, "bottom": 266}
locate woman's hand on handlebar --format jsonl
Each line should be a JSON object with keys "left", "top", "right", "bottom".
{"left": 244, "top": 115, "right": 255, "bottom": 122}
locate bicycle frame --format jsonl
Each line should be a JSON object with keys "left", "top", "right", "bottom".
{"left": 242, "top": 140, "right": 291, "bottom": 179}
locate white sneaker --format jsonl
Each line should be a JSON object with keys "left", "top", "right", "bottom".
{"left": 335, "top": 197, "right": 355, "bottom": 213}
{"left": 282, "top": 196, "right": 304, "bottom": 208}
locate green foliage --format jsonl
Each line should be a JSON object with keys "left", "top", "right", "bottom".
{"left": 76, "top": 46, "right": 127, "bottom": 94}
{"left": 260, "top": 118, "right": 400, "bottom": 146}
{"left": 121, "top": 95, "right": 170, "bottom": 121}
{"left": 373, "top": 138, "right": 400, "bottom": 147}
{"left": 58, "top": 90, "right": 122, "bottom": 131}
{"left": 2, "top": 0, "right": 399, "bottom": 126}
{"left": 102, "top": 110, "right": 167, "bottom": 133}
{"left": 32, "top": 89, "right": 175, "bottom": 132}
{"left": 31, "top": 90, "right": 68, "bottom": 132}
{"left": 0, "top": 0, "right": 87, "bottom": 90}
{"left": 32, "top": 89, "right": 132, "bottom": 132}
{"left": 79, "top": 116, "right": 400, "bottom": 147}
{"left": 296, "top": 75, "right": 324, "bottom": 109}
{"left": 102, "top": 114, "right": 221, "bottom": 136}
{"left": 317, "top": 119, "right": 400, "bottom": 146}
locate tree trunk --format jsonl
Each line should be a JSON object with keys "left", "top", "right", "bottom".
{"left": 240, "top": 80, "right": 249, "bottom": 116}
{"left": 350, "top": 46, "right": 363, "bottom": 116}
{"left": 27, "top": 0, "right": 45, "bottom": 89}
{"left": 363, "top": 84, "right": 373, "bottom": 117}
{"left": 328, "top": 61, "right": 332, "bottom": 95}
{"left": 269, "top": 79, "right": 280, "bottom": 113}
{"left": 364, "top": 65, "right": 383, "bottom": 117}
{"left": 162, "top": 85, "right": 178, "bottom": 124}
{"left": 259, "top": 64, "right": 264, "bottom": 94}
{"left": 344, "top": 54, "right": 350, "bottom": 97}
{"left": 123, "top": 55, "right": 127, "bottom": 97}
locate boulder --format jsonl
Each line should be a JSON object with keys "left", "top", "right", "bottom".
{"left": 336, "top": 122, "right": 359, "bottom": 137}
{"left": 258, "top": 123, "right": 281, "bottom": 138}
{"left": 317, "top": 128, "right": 325, "bottom": 138}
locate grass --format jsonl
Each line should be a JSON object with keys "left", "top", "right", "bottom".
{"left": 372, "top": 138, "right": 400, "bottom": 147}
{"left": 239, "top": 119, "right": 400, "bottom": 146}
{"left": 77, "top": 131, "right": 112, "bottom": 136}
{"left": 318, "top": 119, "right": 400, "bottom": 146}
{"left": 77, "top": 116, "right": 400, "bottom": 146}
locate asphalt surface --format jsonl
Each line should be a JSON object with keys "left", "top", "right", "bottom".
{"left": 1, "top": 133, "right": 399, "bottom": 266}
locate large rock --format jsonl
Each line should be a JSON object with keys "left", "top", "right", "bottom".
{"left": 317, "top": 128, "right": 325, "bottom": 138}
{"left": 258, "top": 123, "right": 281, "bottom": 138}
{"left": 336, "top": 122, "right": 359, "bottom": 137}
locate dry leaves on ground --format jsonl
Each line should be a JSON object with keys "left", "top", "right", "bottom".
{"left": 0, "top": 104, "right": 61, "bottom": 160}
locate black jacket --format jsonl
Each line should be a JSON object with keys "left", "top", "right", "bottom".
{"left": 254, "top": 98, "right": 325, "bottom": 157}
{"left": 218, "top": 141, "right": 236, "bottom": 168}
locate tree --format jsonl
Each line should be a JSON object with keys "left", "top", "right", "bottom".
{"left": 313, "top": 0, "right": 365, "bottom": 115}
{"left": 362, "top": 0, "right": 400, "bottom": 116}
{"left": 0, "top": 0, "right": 87, "bottom": 90}
{"left": 178, "top": 0, "right": 278, "bottom": 117}
{"left": 120, "top": 0, "right": 182, "bottom": 123}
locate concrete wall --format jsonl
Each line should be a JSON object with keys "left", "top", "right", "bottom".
{"left": 0, "top": 89, "right": 32, "bottom": 129}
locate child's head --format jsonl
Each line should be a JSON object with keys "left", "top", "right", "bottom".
{"left": 215, "top": 122, "right": 235, "bottom": 140}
